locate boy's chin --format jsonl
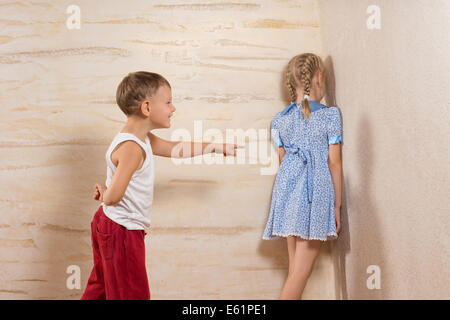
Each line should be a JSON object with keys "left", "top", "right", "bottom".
{"left": 153, "top": 121, "right": 171, "bottom": 129}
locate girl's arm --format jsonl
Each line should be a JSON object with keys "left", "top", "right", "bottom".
{"left": 278, "top": 146, "right": 285, "bottom": 164}
{"left": 328, "top": 143, "right": 342, "bottom": 208}
{"left": 329, "top": 143, "right": 343, "bottom": 233}
{"left": 101, "top": 141, "right": 144, "bottom": 206}
{"left": 147, "top": 132, "right": 241, "bottom": 158}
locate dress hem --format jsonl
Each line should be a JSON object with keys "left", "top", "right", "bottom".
{"left": 262, "top": 231, "right": 338, "bottom": 242}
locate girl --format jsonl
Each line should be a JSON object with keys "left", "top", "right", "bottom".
{"left": 262, "top": 53, "right": 343, "bottom": 299}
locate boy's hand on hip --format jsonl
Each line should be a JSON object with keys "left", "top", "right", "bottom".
{"left": 93, "top": 183, "right": 107, "bottom": 202}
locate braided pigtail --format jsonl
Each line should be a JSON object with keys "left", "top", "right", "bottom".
{"left": 285, "top": 63, "right": 297, "bottom": 103}
{"left": 300, "top": 55, "right": 313, "bottom": 120}
{"left": 285, "top": 53, "right": 324, "bottom": 120}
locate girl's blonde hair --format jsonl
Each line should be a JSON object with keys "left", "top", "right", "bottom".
{"left": 286, "top": 53, "right": 325, "bottom": 120}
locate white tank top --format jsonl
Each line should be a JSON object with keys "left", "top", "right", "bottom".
{"left": 102, "top": 132, "right": 154, "bottom": 230}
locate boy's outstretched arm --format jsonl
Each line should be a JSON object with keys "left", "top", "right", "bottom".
{"left": 147, "top": 132, "right": 242, "bottom": 158}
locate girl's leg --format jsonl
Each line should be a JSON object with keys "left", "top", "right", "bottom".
{"left": 286, "top": 236, "right": 296, "bottom": 275}
{"left": 280, "top": 238, "right": 323, "bottom": 300}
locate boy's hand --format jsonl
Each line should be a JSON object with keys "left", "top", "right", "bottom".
{"left": 93, "top": 183, "right": 107, "bottom": 202}
{"left": 215, "top": 143, "right": 244, "bottom": 156}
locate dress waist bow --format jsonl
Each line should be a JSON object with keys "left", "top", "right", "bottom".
{"left": 284, "top": 145, "right": 314, "bottom": 203}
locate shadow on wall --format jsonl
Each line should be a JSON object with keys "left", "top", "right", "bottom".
{"left": 324, "top": 56, "right": 388, "bottom": 299}
{"left": 324, "top": 56, "right": 350, "bottom": 300}
{"left": 256, "top": 172, "right": 289, "bottom": 297}
{"left": 36, "top": 144, "right": 98, "bottom": 299}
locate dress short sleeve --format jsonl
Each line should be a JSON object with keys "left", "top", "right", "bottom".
{"left": 271, "top": 113, "right": 283, "bottom": 148}
{"left": 327, "top": 107, "right": 343, "bottom": 145}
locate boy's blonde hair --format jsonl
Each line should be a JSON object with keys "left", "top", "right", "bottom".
{"left": 286, "top": 53, "right": 325, "bottom": 120}
{"left": 116, "top": 71, "right": 171, "bottom": 116}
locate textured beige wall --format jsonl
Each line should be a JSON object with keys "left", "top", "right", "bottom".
{"left": 3, "top": 0, "right": 446, "bottom": 301}
{"left": 320, "top": 0, "right": 450, "bottom": 299}
{"left": 0, "top": 0, "right": 339, "bottom": 299}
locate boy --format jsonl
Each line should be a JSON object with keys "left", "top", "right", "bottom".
{"left": 81, "top": 71, "right": 240, "bottom": 300}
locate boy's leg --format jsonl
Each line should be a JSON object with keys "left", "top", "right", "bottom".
{"left": 99, "top": 212, "right": 150, "bottom": 300}
{"left": 81, "top": 206, "right": 106, "bottom": 300}
{"left": 117, "top": 229, "right": 150, "bottom": 300}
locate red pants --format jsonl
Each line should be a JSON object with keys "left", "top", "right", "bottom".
{"left": 81, "top": 205, "right": 150, "bottom": 300}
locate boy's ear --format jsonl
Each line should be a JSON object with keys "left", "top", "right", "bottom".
{"left": 140, "top": 100, "right": 151, "bottom": 117}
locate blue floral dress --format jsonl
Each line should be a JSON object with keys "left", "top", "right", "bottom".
{"left": 262, "top": 100, "right": 343, "bottom": 241}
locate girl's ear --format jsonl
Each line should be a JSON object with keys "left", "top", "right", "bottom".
{"left": 317, "top": 70, "right": 325, "bottom": 88}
